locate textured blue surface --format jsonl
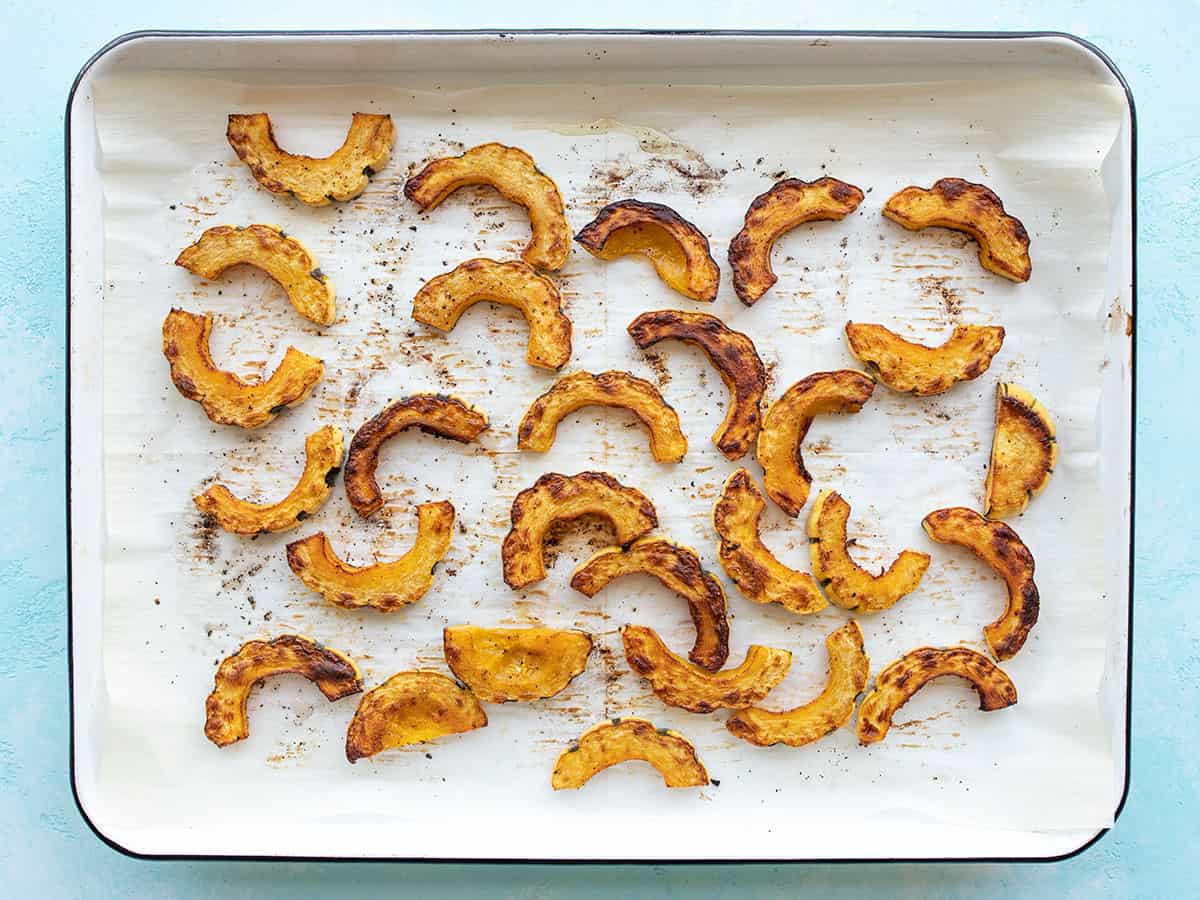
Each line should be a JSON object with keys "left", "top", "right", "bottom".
{"left": 0, "top": 2, "right": 1192, "bottom": 896}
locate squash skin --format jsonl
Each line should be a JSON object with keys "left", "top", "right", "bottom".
{"left": 627, "top": 310, "right": 766, "bottom": 460}
{"left": 286, "top": 501, "right": 455, "bottom": 612}
{"left": 345, "top": 670, "right": 487, "bottom": 761}
{"left": 405, "top": 143, "right": 570, "bottom": 271}
{"left": 204, "top": 634, "right": 362, "bottom": 747}
{"left": 844, "top": 322, "right": 1005, "bottom": 396}
{"left": 984, "top": 382, "right": 1058, "bottom": 519}
{"left": 857, "top": 646, "right": 1018, "bottom": 744}
{"left": 443, "top": 626, "right": 593, "bottom": 703}
{"left": 729, "top": 177, "right": 865, "bottom": 305}
{"left": 193, "top": 425, "right": 343, "bottom": 535}
{"left": 575, "top": 200, "right": 720, "bottom": 301}
{"left": 551, "top": 717, "right": 709, "bottom": 789}
{"left": 175, "top": 224, "right": 336, "bottom": 326}
{"left": 226, "top": 112, "right": 395, "bottom": 206}
{"left": 882, "top": 178, "right": 1031, "bottom": 283}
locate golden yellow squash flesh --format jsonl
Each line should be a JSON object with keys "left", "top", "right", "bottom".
{"left": 551, "top": 718, "right": 709, "bottom": 790}
{"left": 844, "top": 322, "right": 1005, "bottom": 396}
{"left": 345, "top": 671, "right": 487, "bottom": 761}
{"left": 443, "top": 626, "right": 593, "bottom": 703}
{"left": 984, "top": 382, "right": 1058, "bottom": 519}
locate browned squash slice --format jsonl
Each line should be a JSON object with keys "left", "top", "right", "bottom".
{"left": 285, "top": 501, "right": 455, "bottom": 612}
{"left": 518, "top": 371, "right": 687, "bottom": 463}
{"left": 551, "top": 718, "right": 709, "bottom": 790}
{"left": 226, "top": 112, "right": 395, "bottom": 206}
{"left": 712, "top": 469, "right": 826, "bottom": 615}
{"left": 984, "top": 382, "right": 1058, "bottom": 519}
{"left": 921, "top": 507, "right": 1039, "bottom": 661}
{"left": 757, "top": 370, "right": 875, "bottom": 517}
{"left": 204, "top": 634, "right": 362, "bottom": 747}
{"left": 162, "top": 308, "right": 324, "bottom": 429}
{"left": 570, "top": 537, "right": 730, "bottom": 671}
{"left": 443, "top": 625, "right": 593, "bottom": 703}
{"left": 193, "top": 425, "right": 343, "bottom": 535}
{"left": 576, "top": 200, "right": 720, "bottom": 301}
{"left": 345, "top": 670, "right": 487, "bottom": 761}
{"left": 412, "top": 258, "right": 571, "bottom": 370}
{"left": 882, "top": 178, "right": 1032, "bottom": 283}
{"left": 404, "top": 143, "right": 570, "bottom": 271}
{"left": 627, "top": 310, "right": 766, "bottom": 460}
{"left": 622, "top": 624, "right": 790, "bottom": 714}
{"left": 844, "top": 322, "right": 1005, "bottom": 396}
{"left": 344, "top": 395, "right": 488, "bottom": 518}
{"left": 726, "top": 620, "right": 870, "bottom": 747}
{"left": 502, "top": 472, "right": 658, "bottom": 589}
{"left": 807, "top": 489, "right": 930, "bottom": 613}
{"left": 857, "top": 646, "right": 1018, "bottom": 744}
{"left": 175, "top": 224, "right": 336, "bottom": 326}
{"left": 729, "top": 177, "right": 865, "bottom": 305}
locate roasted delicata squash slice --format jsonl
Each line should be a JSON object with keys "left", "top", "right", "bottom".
{"left": 857, "top": 646, "right": 1018, "bottom": 744}
{"left": 204, "top": 634, "right": 362, "bottom": 747}
{"left": 882, "top": 178, "right": 1032, "bottom": 283}
{"left": 729, "top": 177, "right": 865, "bottom": 305}
{"left": 226, "top": 112, "right": 395, "bottom": 206}
{"left": 404, "top": 143, "right": 570, "bottom": 270}
{"left": 622, "top": 625, "right": 791, "bottom": 714}
{"left": 922, "top": 507, "right": 1039, "bottom": 661}
{"left": 443, "top": 626, "right": 593, "bottom": 703}
{"left": 984, "top": 382, "right": 1058, "bottom": 519}
{"left": 551, "top": 718, "right": 709, "bottom": 790}
{"left": 412, "top": 258, "right": 572, "bottom": 370}
{"left": 175, "top": 224, "right": 336, "bottom": 326}
{"left": 575, "top": 200, "right": 720, "bottom": 301}
{"left": 712, "top": 469, "right": 826, "bottom": 615}
{"left": 807, "top": 489, "right": 930, "bottom": 613}
{"left": 570, "top": 538, "right": 730, "bottom": 671}
{"left": 286, "top": 501, "right": 455, "bottom": 612}
{"left": 518, "top": 371, "right": 687, "bottom": 463}
{"left": 502, "top": 472, "right": 658, "bottom": 589}
{"left": 344, "top": 395, "right": 487, "bottom": 518}
{"left": 844, "top": 322, "right": 1005, "bottom": 396}
{"left": 726, "top": 620, "right": 870, "bottom": 748}
{"left": 162, "top": 308, "right": 324, "bottom": 429}
{"left": 346, "top": 670, "right": 487, "bottom": 761}
{"left": 194, "top": 425, "right": 343, "bottom": 535}
{"left": 757, "top": 370, "right": 876, "bottom": 517}
{"left": 628, "top": 310, "right": 766, "bottom": 459}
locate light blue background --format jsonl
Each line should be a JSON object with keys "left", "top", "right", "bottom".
{"left": 1, "top": 1, "right": 1192, "bottom": 896}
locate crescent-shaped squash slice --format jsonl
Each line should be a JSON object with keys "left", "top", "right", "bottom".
{"left": 175, "top": 224, "right": 336, "bottom": 326}
{"left": 984, "top": 382, "right": 1058, "bottom": 519}
{"left": 412, "top": 258, "right": 572, "bottom": 370}
{"left": 621, "top": 624, "right": 791, "bottom": 714}
{"left": 162, "top": 308, "right": 324, "bottom": 429}
{"left": 226, "top": 112, "right": 395, "bottom": 206}
{"left": 729, "top": 177, "right": 865, "bottom": 305}
{"left": 551, "top": 718, "right": 709, "bottom": 790}
{"left": 345, "top": 670, "right": 487, "bottom": 761}
{"left": 404, "top": 143, "right": 570, "bottom": 271}
{"left": 807, "top": 489, "right": 930, "bottom": 613}
{"left": 844, "top": 322, "right": 1005, "bottom": 396}
{"left": 193, "top": 425, "right": 343, "bottom": 535}
{"left": 502, "top": 472, "right": 658, "bottom": 589}
{"left": 570, "top": 537, "right": 730, "bottom": 671}
{"left": 443, "top": 626, "right": 593, "bottom": 703}
{"left": 204, "top": 634, "right": 362, "bottom": 747}
{"left": 575, "top": 200, "right": 720, "bottom": 301}
{"left": 712, "top": 469, "right": 826, "bottom": 615}
{"left": 627, "top": 310, "right": 766, "bottom": 459}
{"left": 757, "top": 370, "right": 876, "bottom": 517}
{"left": 921, "top": 507, "right": 1039, "bottom": 661}
{"left": 344, "top": 395, "right": 488, "bottom": 518}
{"left": 518, "top": 371, "right": 687, "bottom": 463}
{"left": 882, "top": 178, "right": 1031, "bottom": 283}
{"left": 857, "top": 646, "right": 1018, "bottom": 744}
{"left": 726, "top": 620, "right": 870, "bottom": 747}
{"left": 285, "top": 501, "right": 455, "bottom": 612}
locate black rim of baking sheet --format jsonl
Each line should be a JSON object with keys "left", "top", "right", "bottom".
{"left": 64, "top": 28, "right": 1137, "bottom": 866}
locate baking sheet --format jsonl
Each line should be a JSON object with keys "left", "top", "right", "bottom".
{"left": 83, "top": 51, "right": 1129, "bottom": 856}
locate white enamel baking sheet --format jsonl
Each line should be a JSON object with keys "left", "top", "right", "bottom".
{"left": 68, "top": 31, "right": 1134, "bottom": 861}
